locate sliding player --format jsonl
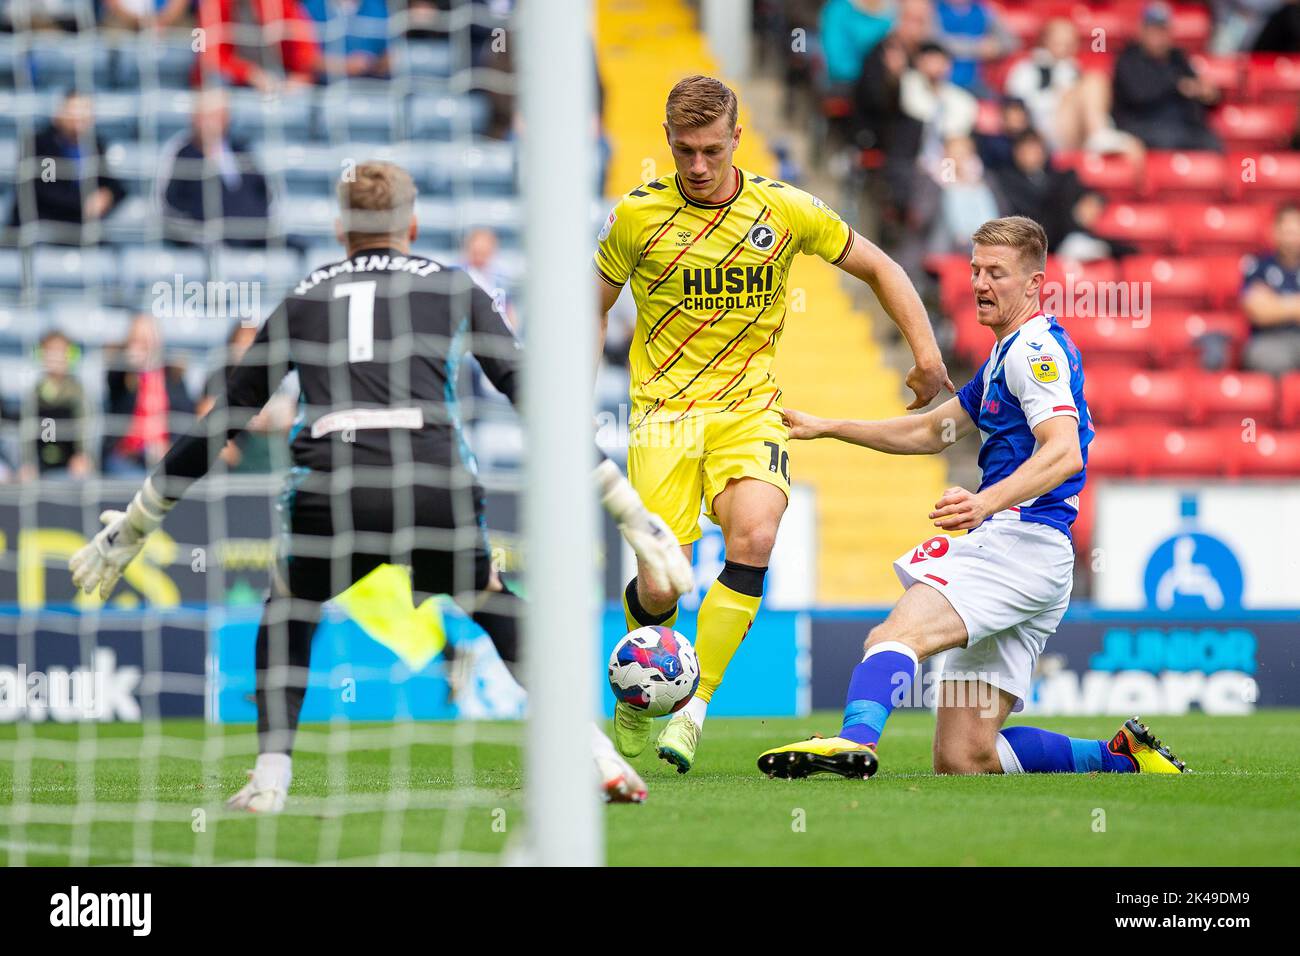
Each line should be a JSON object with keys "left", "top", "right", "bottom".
{"left": 758, "top": 216, "right": 1187, "bottom": 779}
{"left": 596, "top": 75, "right": 952, "bottom": 773}
{"left": 69, "top": 161, "right": 691, "bottom": 810}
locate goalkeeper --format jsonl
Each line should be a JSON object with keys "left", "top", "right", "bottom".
{"left": 69, "top": 162, "right": 690, "bottom": 810}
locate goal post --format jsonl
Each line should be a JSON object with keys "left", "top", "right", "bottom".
{"left": 518, "top": 0, "right": 603, "bottom": 865}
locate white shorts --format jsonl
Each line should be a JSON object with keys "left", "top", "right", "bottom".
{"left": 892, "top": 520, "right": 1075, "bottom": 711}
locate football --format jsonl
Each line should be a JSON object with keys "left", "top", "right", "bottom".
{"left": 607, "top": 626, "right": 701, "bottom": 718}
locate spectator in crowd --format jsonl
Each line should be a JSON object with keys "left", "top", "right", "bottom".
{"left": 303, "top": 0, "right": 390, "bottom": 81}
{"left": 928, "top": 134, "right": 1001, "bottom": 254}
{"left": 195, "top": 321, "right": 295, "bottom": 473}
{"left": 7, "top": 91, "right": 127, "bottom": 245}
{"left": 1210, "top": 0, "right": 1280, "bottom": 53}
{"left": 1112, "top": 2, "right": 1222, "bottom": 151}
{"left": 459, "top": 226, "right": 514, "bottom": 327}
{"left": 101, "top": 0, "right": 192, "bottom": 30}
{"left": 1252, "top": 0, "right": 1300, "bottom": 52}
{"left": 991, "top": 129, "right": 1085, "bottom": 248}
{"left": 851, "top": 0, "right": 934, "bottom": 152}
{"left": 102, "top": 314, "right": 196, "bottom": 477}
{"left": 973, "top": 96, "right": 1031, "bottom": 171}
{"left": 934, "top": 0, "right": 1017, "bottom": 94}
{"left": 193, "top": 0, "right": 321, "bottom": 92}
{"left": 157, "top": 89, "right": 274, "bottom": 247}
{"left": 819, "top": 0, "right": 896, "bottom": 86}
{"left": 900, "top": 42, "right": 980, "bottom": 167}
{"left": 21, "top": 331, "right": 91, "bottom": 481}
{"left": 1055, "top": 189, "right": 1138, "bottom": 262}
{"left": 1240, "top": 205, "right": 1300, "bottom": 375}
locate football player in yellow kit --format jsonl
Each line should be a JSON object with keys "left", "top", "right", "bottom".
{"left": 596, "top": 75, "right": 953, "bottom": 772}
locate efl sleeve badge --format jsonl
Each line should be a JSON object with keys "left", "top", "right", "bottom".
{"left": 1028, "top": 354, "right": 1059, "bottom": 383}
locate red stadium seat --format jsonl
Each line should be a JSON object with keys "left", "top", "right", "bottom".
{"left": 1129, "top": 426, "right": 1232, "bottom": 477}
{"left": 1075, "top": 48, "right": 1116, "bottom": 77}
{"left": 1124, "top": 255, "right": 1243, "bottom": 310}
{"left": 1067, "top": 314, "right": 1158, "bottom": 368}
{"left": 1174, "top": 202, "right": 1273, "bottom": 255}
{"left": 1189, "top": 53, "right": 1244, "bottom": 101}
{"left": 1231, "top": 152, "right": 1300, "bottom": 204}
{"left": 1056, "top": 152, "right": 1143, "bottom": 201}
{"left": 1086, "top": 367, "right": 1198, "bottom": 426}
{"left": 1229, "top": 429, "right": 1300, "bottom": 477}
{"left": 1209, "top": 103, "right": 1299, "bottom": 153}
{"left": 1151, "top": 310, "right": 1250, "bottom": 368}
{"left": 1142, "top": 151, "right": 1227, "bottom": 200}
{"left": 1080, "top": 422, "right": 1135, "bottom": 477}
{"left": 1168, "top": 4, "right": 1212, "bottom": 51}
{"left": 1042, "top": 257, "right": 1124, "bottom": 319}
{"left": 985, "top": 52, "right": 1028, "bottom": 95}
{"left": 1095, "top": 202, "right": 1176, "bottom": 252}
{"left": 1246, "top": 54, "right": 1300, "bottom": 103}
{"left": 1196, "top": 370, "right": 1278, "bottom": 427}
{"left": 1282, "top": 373, "right": 1300, "bottom": 428}
{"left": 1070, "top": 6, "right": 1137, "bottom": 50}
{"left": 994, "top": 4, "right": 1053, "bottom": 46}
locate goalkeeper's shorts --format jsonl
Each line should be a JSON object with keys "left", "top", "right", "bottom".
{"left": 627, "top": 406, "right": 790, "bottom": 545}
{"left": 274, "top": 469, "right": 493, "bottom": 602}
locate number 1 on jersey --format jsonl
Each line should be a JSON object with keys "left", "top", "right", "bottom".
{"left": 335, "top": 280, "right": 377, "bottom": 363}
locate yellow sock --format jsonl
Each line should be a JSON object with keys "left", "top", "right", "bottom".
{"left": 694, "top": 575, "right": 762, "bottom": 703}
{"left": 622, "top": 579, "right": 678, "bottom": 633}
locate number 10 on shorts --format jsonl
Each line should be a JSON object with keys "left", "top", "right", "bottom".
{"left": 763, "top": 441, "right": 790, "bottom": 482}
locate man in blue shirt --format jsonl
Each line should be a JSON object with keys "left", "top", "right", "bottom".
{"left": 1241, "top": 204, "right": 1300, "bottom": 376}
{"left": 757, "top": 215, "right": 1189, "bottom": 780}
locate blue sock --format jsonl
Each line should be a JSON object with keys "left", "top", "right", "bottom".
{"left": 839, "top": 642, "right": 918, "bottom": 747}
{"left": 998, "top": 726, "right": 1136, "bottom": 773}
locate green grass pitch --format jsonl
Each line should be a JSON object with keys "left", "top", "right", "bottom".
{"left": 2, "top": 711, "right": 1297, "bottom": 866}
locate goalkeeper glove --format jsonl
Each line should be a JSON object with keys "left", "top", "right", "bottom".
{"left": 69, "top": 477, "right": 175, "bottom": 600}
{"left": 593, "top": 459, "right": 693, "bottom": 598}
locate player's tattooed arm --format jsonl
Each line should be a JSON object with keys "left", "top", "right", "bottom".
{"left": 930, "top": 416, "right": 1083, "bottom": 531}
{"left": 833, "top": 231, "right": 954, "bottom": 409}
{"left": 784, "top": 396, "right": 974, "bottom": 454}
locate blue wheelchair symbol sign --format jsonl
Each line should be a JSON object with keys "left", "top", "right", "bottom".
{"left": 1143, "top": 532, "right": 1243, "bottom": 612}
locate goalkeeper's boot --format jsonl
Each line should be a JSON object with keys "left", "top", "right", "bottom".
{"left": 226, "top": 770, "right": 288, "bottom": 814}
{"left": 613, "top": 701, "right": 653, "bottom": 758}
{"left": 655, "top": 711, "right": 701, "bottom": 774}
{"left": 596, "top": 753, "right": 648, "bottom": 804}
{"left": 1108, "top": 716, "right": 1187, "bottom": 773}
{"left": 757, "top": 734, "right": 878, "bottom": 780}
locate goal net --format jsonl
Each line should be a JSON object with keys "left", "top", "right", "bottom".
{"left": 0, "top": 0, "right": 598, "bottom": 866}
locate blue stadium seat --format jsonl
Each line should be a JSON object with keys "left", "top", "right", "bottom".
{"left": 102, "top": 32, "right": 196, "bottom": 90}
{"left": 30, "top": 246, "right": 119, "bottom": 294}
{"left": 408, "top": 93, "right": 490, "bottom": 140}
{"left": 279, "top": 196, "right": 342, "bottom": 242}
{"left": 227, "top": 89, "right": 314, "bottom": 143}
{"left": 86, "top": 91, "right": 141, "bottom": 142}
{"left": 0, "top": 354, "right": 39, "bottom": 402}
{"left": 0, "top": 248, "right": 22, "bottom": 291}
{"left": 49, "top": 302, "right": 134, "bottom": 347}
{"left": 316, "top": 82, "right": 404, "bottom": 143}
{"left": 303, "top": 243, "right": 346, "bottom": 271}
{"left": 0, "top": 90, "right": 57, "bottom": 137}
{"left": 0, "top": 33, "right": 18, "bottom": 88}
{"left": 259, "top": 143, "right": 344, "bottom": 197}
{"left": 28, "top": 35, "right": 111, "bottom": 89}
{"left": 118, "top": 246, "right": 209, "bottom": 304}
{"left": 139, "top": 90, "right": 202, "bottom": 143}
{"left": 102, "top": 195, "right": 156, "bottom": 244}
{"left": 103, "top": 140, "right": 162, "bottom": 196}
{"left": 392, "top": 39, "right": 454, "bottom": 81}
{"left": 211, "top": 247, "right": 304, "bottom": 295}
{"left": 426, "top": 140, "right": 516, "bottom": 197}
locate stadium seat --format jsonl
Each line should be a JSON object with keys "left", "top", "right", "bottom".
{"left": 1152, "top": 309, "right": 1249, "bottom": 368}
{"left": 101, "top": 32, "right": 196, "bottom": 90}
{"left": 0, "top": 354, "right": 40, "bottom": 402}
{"left": 1229, "top": 429, "right": 1300, "bottom": 477}
{"left": 1129, "top": 425, "right": 1231, "bottom": 477}
{"left": 391, "top": 39, "right": 455, "bottom": 81}
{"left": 317, "top": 83, "right": 404, "bottom": 144}
{"left": 226, "top": 89, "right": 313, "bottom": 143}
{"left": 1067, "top": 315, "right": 1157, "bottom": 368}
{"left": 408, "top": 93, "right": 491, "bottom": 140}
{"left": 280, "top": 196, "right": 343, "bottom": 242}
{"left": 1094, "top": 202, "right": 1175, "bottom": 252}
{"left": 1209, "top": 103, "right": 1299, "bottom": 153}
{"left": 30, "top": 246, "right": 118, "bottom": 294}
{"left": 425, "top": 140, "right": 518, "bottom": 197}
{"left": 1083, "top": 423, "right": 1134, "bottom": 477}
{"left": 28, "top": 35, "right": 111, "bottom": 89}
{"left": 0, "top": 90, "right": 58, "bottom": 137}
{"left": 139, "top": 90, "right": 203, "bottom": 142}
{"left": 211, "top": 247, "right": 304, "bottom": 296}
{"left": 1245, "top": 54, "right": 1300, "bottom": 104}
{"left": 1086, "top": 367, "right": 1198, "bottom": 427}
{"left": 1124, "top": 255, "right": 1244, "bottom": 310}
{"left": 1282, "top": 373, "right": 1300, "bottom": 428}
{"left": 1142, "top": 151, "right": 1227, "bottom": 200}
{"left": 1231, "top": 151, "right": 1300, "bottom": 203}
{"left": 118, "top": 246, "right": 209, "bottom": 303}
{"left": 49, "top": 302, "right": 134, "bottom": 347}
{"left": 0, "top": 248, "right": 22, "bottom": 291}
{"left": 1189, "top": 53, "right": 1244, "bottom": 101}
{"left": 1070, "top": 5, "right": 1137, "bottom": 49}
{"left": 1197, "top": 370, "right": 1278, "bottom": 427}
{"left": 1055, "top": 151, "right": 1142, "bottom": 201}
{"left": 1174, "top": 202, "right": 1273, "bottom": 255}
{"left": 1168, "top": 3, "right": 1212, "bottom": 50}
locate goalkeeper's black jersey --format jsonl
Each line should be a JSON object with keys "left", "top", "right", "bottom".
{"left": 155, "top": 246, "right": 519, "bottom": 497}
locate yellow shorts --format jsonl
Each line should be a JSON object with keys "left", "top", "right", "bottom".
{"left": 628, "top": 407, "right": 791, "bottom": 545}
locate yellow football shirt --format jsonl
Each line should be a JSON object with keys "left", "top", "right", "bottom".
{"left": 595, "top": 167, "right": 853, "bottom": 427}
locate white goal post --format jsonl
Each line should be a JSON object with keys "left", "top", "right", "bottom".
{"left": 518, "top": 0, "right": 602, "bottom": 866}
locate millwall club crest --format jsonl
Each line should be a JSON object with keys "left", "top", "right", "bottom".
{"left": 746, "top": 223, "right": 777, "bottom": 251}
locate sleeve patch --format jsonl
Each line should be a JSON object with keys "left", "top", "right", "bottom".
{"left": 598, "top": 209, "right": 616, "bottom": 242}
{"left": 1027, "top": 354, "right": 1059, "bottom": 383}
